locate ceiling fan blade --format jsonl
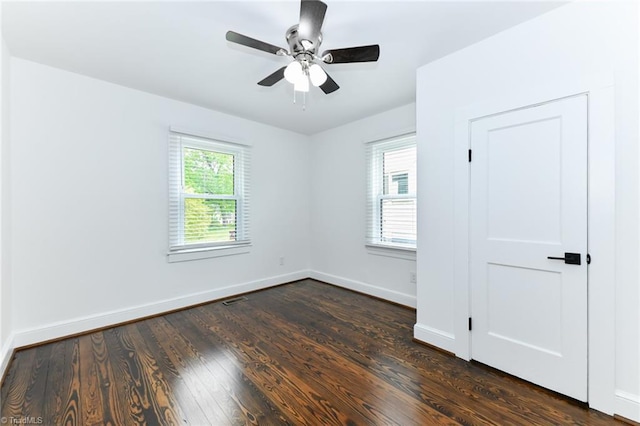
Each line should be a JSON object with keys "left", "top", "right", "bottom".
{"left": 226, "top": 31, "right": 286, "bottom": 55}
{"left": 319, "top": 72, "right": 339, "bottom": 94}
{"left": 299, "top": 0, "right": 327, "bottom": 43}
{"left": 257, "top": 67, "right": 286, "bottom": 86}
{"left": 322, "top": 45, "right": 380, "bottom": 64}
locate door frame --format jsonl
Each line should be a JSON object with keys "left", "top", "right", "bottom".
{"left": 452, "top": 73, "right": 615, "bottom": 413}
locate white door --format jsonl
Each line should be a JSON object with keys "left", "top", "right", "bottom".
{"left": 469, "top": 95, "right": 588, "bottom": 401}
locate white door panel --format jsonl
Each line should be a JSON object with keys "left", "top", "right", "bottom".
{"left": 470, "top": 95, "right": 588, "bottom": 401}
{"left": 486, "top": 117, "right": 562, "bottom": 243}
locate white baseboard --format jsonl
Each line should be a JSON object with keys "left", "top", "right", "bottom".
{"left": 413, "top": 323, "right": 456, "bottom": 354}
{"left": 615, "top": 390, "right": 640, "bottom": 423}
{"left": 309, "top": 270, "right": 416, "bottom": 308}
{"left": 0, "top": 333, "right": 15, "bottom": 378}
{"left": 11, "top": 270, "right": 309, "bottom": 350}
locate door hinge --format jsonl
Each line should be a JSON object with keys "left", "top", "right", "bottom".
{"left": 587, "top": 254, "right": 591, "bottom": 264}
{"left": 468, "top": 149, "right": 472, "bottom": 162}
{"left": 468, "top": 317, "right": 472, "bottom": 331}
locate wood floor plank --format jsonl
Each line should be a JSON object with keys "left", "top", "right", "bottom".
{"left": 0, "top": 348, "right": 44, "bottom": 420}
{"left": 143, "top": 315, "right": 236, "bottom": 425}
{"left": 42, "top": 339, "right": 74, "bottom": 425}
{"left": 191, "top": 306, "right": 349, "bottom": 425}
{"left": 61, "top": 338, "right": 82, "bottom": 425}
{"left": 248, "top": 290, "right": 498, "bottom": 425}
{"left": 17, "top": 343, "right": 51, "bottom": 422}
{"left": 1, "top": 279, "right": 620, "bottom": 425}
{"left": 116, "top": 323, "right": 183, "bottom": 425}
{"left": 207, "top": 293, "right": 460, "bottom": 425}
{"left": 86, "top": 332, "right": 124, "bottom": 425}
{"left": 180, "top": 309, "right": 294, "bottom": 425}
{"left": 165, "top": 311, "right": 293, "bottom": 425}
{"left": 78, "top": 334, "right": 105, "bottom": 425}
{"left": 133, "top": 319, "right": 215, "bottom": 426}
{"left": 102, "top": 326, "right": 161, "bottom": 425}
{"left": 219, "top": 312, "right": 420, "bottom": 423}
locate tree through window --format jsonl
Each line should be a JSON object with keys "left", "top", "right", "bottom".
{"left": 169, "top": 132, "right": 250, "bottom": 251}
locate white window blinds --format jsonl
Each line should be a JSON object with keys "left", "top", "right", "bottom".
{"left": 366, "top": 134, "right": 417, "bottom": 249}
{"left": 169, "top": 131, "right": 250, "bottom": 251}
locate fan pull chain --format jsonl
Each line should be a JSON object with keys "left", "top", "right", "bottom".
{"left": 291, "top": 87, "right": 307, "bottom": 111}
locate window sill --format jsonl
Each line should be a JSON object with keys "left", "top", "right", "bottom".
{"left": 168, "top": 244, "right": 251, "bottom": 263}
{"left": 366, "top": 244, "right": 416, "bottom": 261}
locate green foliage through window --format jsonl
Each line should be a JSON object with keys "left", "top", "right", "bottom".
{"left": 183, "top": 148, "right": 234, "bottom": 195}
{"left": 183, "top": 147, "right": 237, "bottom": 244}
{"left": 184, "top": 199, "right": 237, "bottom": 243}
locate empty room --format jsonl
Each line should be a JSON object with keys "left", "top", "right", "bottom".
{"left": 0, "top": 0, "right": 639, "bottom": 424}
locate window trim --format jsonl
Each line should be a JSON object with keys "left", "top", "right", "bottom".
{"left": 168, "top": 129, "right": 250, "bottom": 261}
{"left": 366, "top": 243, "right": 416, "bottom": 260}
{"left": 167, "top": 244, "right": 251, "bottom": 263}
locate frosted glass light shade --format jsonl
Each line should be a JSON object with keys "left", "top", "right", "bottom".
{"left": 294, "top": 75, "right": 309, "bottom": 92}
{"left": 284, "top": 61, "right": 303, "bottom": 84}
{"left": 309, "top": 64, "right": 327, "bottom": 87}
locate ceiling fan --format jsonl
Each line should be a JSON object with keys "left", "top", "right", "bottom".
{"left": 225, "top": 0, "right": 380, "bottom": 95}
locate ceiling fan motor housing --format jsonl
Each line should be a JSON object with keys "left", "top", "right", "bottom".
{"left": 286, "top": 24, "right": 322, "bottom": 57}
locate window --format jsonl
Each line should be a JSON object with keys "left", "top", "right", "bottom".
{"left": 391, "top": 173, "right": 409, "bottom": 195}
{"left": 366, "top": 134, "right": 417, "bottom": 249}
{"left": 169, "top": 131, "right": 250, "bottom": 254}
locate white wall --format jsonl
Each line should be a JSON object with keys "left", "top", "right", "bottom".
{"left": 8, "top": 58, "right": 311, "bottom": 346}
{"left": 415, "top": 0, "right": 638, "bottom": 421}
{"left": 0, "top": 8, "right": 14, "bottom": 373}
{"left": 309, "top": 103, "right": 417, "bottom": 307}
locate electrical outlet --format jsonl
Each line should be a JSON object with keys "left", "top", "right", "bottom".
{"left": 410, "top": 272, "right": 417, "bottom": 284}
{"left": 279, "top": 256, "right": 285, "bottom": 266}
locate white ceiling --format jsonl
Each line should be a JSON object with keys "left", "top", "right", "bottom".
{"left": 2, "top": 1, "right": 567, "bottom": 135}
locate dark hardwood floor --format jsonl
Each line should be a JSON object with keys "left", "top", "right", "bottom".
{"left": 1, "top": 279, "right": 620, "bottom": 425}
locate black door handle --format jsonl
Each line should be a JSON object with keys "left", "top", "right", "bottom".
{"left": 547, "top": 252, "right": 581, "bottom": 265}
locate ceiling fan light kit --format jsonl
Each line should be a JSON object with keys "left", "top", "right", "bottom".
{"left": 284, "top": 61, "right": 303, "bottom": 84}
{"left": 284, "top": 61, "right": 326, "bottom": 87}
{"left": 225, "top": 0, "right": 380, "bottom": 109}
{"left": 309, "top": 64, "right": 327, "bottom": 86}
{"left": 294, "top": 73, "right": 310, "bottom": 93}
